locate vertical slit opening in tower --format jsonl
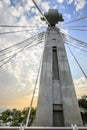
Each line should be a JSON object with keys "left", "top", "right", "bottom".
{"left": 52, "top": 46, "right": 59, "bottom": 80}
{"left": 52, "top": 46, "right": 64, "bottom": 126}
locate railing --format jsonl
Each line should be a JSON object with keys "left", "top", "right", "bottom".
{"left": 0, "top": 127, "right": 87, "bottom": 130}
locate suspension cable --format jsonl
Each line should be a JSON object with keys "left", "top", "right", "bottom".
{"left": 62, "top": 25, "right": 87, "bottom": 28}
{"left": 0, "top": 39, "right": 44, "bottom": 63}
{"left": 62, "top": 16, "right": 87, "bottom": 25}
{"left": 63, "top": 28, "right": 87, "bottom": 32}
{"left": 0, "top": 32, "right": 44, "bottom": 53}
{"left": 60, "top": 30, "right": 87, "bottom": 48}
{"left": 0, "top": 55, "right": 12, "bottom": 63}
{"left": 25, "top": 55, "right": 42, "bottom": 127}
{"left": 67, "top": 45, "right": 87, "bottom": 79}
{"left": 0, "top": 37, "right": 43, "bottom": 56}
{"left": 25, "top": 40, "right": 45, "bottom": 127}
{"left": 0, "top": 39, "right": 44, "bottom": 68}
{"left": 0, "top": 28, "right": 44, "bottom": 35}
{"left": 67, "top": 35, "right": 87, "bottom": 48}
{"left": 65, "top": 40, "right": 87, "bottom": 48}
{"left": 0, "top": 25, "right": 46, "bottom": 28}
{"left": 65, "top": 42, "right": 87, "bottom": 53}
{"left": 32, "top": 0, "right": 51, "bottom": 26}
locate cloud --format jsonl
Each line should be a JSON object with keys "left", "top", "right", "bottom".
{"left": 0, "top": 0, "right": 45, "bottom": 109}
{"left": 42, "top": 1, "right": 50, "bottom": 12}
{"left": 74, "top": 0, "right": 86, "bottom": 11}
{"left": 67, "top": 0, "right": 73, "bottom": 4}
{"left": 74, "top": 77, "right": 87, "bottom": 98}
{"left": 67, "top": 0, "right": 87, "bottom": 11}
{"left": 0, "top": 1, "right": 3, "bottom": 9}
{"left": 74, "top": 77, "right": 87, "bottom": 88}
{"left": 57, "top": 0, "right": 64, "bottom": 3}
{"left": 64, "top": 13, "right": 71, "bottom": 20}
{"left": 0, "top": 45, "right": 43, "bottom": 109}
{"left": 36, "top": 0, "right": 50, "bottom": 12}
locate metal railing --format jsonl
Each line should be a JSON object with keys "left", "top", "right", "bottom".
{"left": 0, "top": 127, "right": 87, "bottom": 130}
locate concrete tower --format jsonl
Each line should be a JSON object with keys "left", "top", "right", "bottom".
{"left": 35, "top": 9, "right": 82, "bottom": 126}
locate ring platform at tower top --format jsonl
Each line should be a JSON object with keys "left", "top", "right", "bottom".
{"left": 41, "top": 9, "right": 64, "bottom": 26}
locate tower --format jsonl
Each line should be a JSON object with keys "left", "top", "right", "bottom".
{"left": 35, "top": 9, "right": 82, "bottom": 126}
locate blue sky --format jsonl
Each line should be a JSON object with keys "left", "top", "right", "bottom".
{"left": 0, "top": 0, "right": 87, "bottom": 110}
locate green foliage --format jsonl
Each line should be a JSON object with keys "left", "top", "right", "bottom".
{"left": 78, "top": 95, "right": 87, "bottom": 109}
{"left": 21, "top": 107, "right": 29, "bottom": 125}
{"left": 0, "top": 107, "right": 36, "bottom": 126}
{"left": 12, "top": 109, "right": 21, "bottom": 121}
{"left": 78, "top": 95, "right": 87, "bottom": 125}
{"left": 1, "top": 113, "right": 8, "bottom": 122}
{"left": 0, "top": 96, "right": 87, "bottom": 126}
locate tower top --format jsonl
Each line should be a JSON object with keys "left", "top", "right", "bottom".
{"left": 41, "top": 9, "right": 64, "bottom": 26}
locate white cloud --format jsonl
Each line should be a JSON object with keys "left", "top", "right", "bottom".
{"left": 3, "top": 0, "right": 10, "bottom": 6}
{"left": 36, "top": 1, "right": 50, "bottom": 13}
{"left": 42, "top": 1, "right": 50, "bottom": 12}
{"left": 64, "top": 13, "right": 71, "bottom": 20}
{"left": 0, "top": 1, "right": 3, "bottom": 9}
{"left": 74, "top": 0, "right": 86, "bottom": 11}
{"left": 0, "top": 42, "right": 44, "bottom": 109}
{"left": 26, "top": 0, "right": 34, "bottom": 9}
{"left": 67, "top": 0, "right": 86, "bottom": 11}
{"left": 57, "top": 0, "right": 64, "bottom": 3}
{"left": 74, "top": 77, "right": 87, "bottom": 88}
{"left": 67, "top": 0, "right": 73, "bottom": 4}
{"left": 74, "top": 77, "right": 87, "bottom": 98}
{"left": 0, "top": 0, "right": 45, "bottom": 109}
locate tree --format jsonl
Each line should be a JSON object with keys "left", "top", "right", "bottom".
{"left": 1, "top": 113, "right": 8, "bottom": 122}
{"left": 21, "top": 107, "right": 36, "bottom": 126}
{"left": 78, "top": 95, "right": 87, "bottom": 125}
{"left": 11, "top": 109, "right": 21, "bottom": 126}
{"left": 78, "top": 95, "right": 87, "bottom": 109}
{"left": 0, "top": 107, "right": 36, "bottom": 126}
{"left": 1, "top": 109, "right": 11, "bottom": 122}
{"left": 30, "top": 107, "right": 36, "bottom": 125}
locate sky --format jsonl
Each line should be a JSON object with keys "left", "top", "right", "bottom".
{"left": 0, "top": 0, "right": 87, "bottom": 111}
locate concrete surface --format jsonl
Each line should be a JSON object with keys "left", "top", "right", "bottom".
{"left": 35, "top": 27, "right": 82, "bottom": 126}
